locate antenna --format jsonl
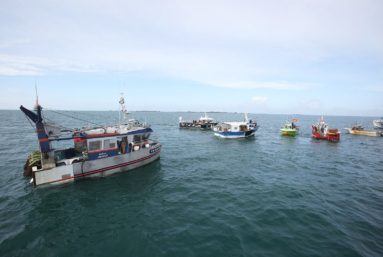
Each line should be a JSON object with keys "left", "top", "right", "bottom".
{"left": 35, "top": 78, "right": 39, "bottom": 105}
{"left": 145, "top": 102, "right": 146, "bottom": 126}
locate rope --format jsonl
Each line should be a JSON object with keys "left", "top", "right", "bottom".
{"left": 44, "top": 108, "right": 116, "bottom": 122}
{"left": 24, "top": 114, "right": 36, "bottom": 132}
{"left": 43, "top": 117, "right": 73, "bottom": 131}
{"left": 45, "top": 109, "right": 102, "bottom": 126}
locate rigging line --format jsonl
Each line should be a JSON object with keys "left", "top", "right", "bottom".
{"left": 24, "top": 114, "right": 36, "bottom": 132}
{"left": 43, "top": 117, "right": 73, "bottom": 131}
{"left": 44, "top": 108, "right": 116, "bottom": 122}
{"left": 45, "top": 109, "right": 102, "bottom": 126}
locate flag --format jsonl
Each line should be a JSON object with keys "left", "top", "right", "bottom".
{"left": 293, "top": 119, "right": 297, "bottom": 122}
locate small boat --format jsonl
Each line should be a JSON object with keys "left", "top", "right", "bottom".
{"left": 179, "top": 112, "right": 218, "bottom": 129}
{"left": 373, "top": 118, "right": 383, "bottom": 129}
{"left": 312, "top": 117, "right": 341, "bottom": 141}
{"left": 281, "top": 119, "right": 299, "bottom": 136}
{"left": 344, "top": 125, "right": 382, "bottom": 137}
{"left": 20, "top": 93, "right": 161, "bottom": 188}
{"left": 214, "top": 114, "right": 259, "bottom": 138}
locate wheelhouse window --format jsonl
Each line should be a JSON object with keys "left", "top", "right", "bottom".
{"left": 133, "top": 134, "right": 141, "bottom": 143}
{"left": 89, "top": 141, "right": 101, "bottom": 151}
{"left": 142, "top": 133, "right": 150, "bottom": 141}
{"left": 104, "top": 138, "right": 116, "bottom": 149}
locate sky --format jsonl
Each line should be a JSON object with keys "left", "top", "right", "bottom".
{"left": 0, "top": 0, "right": 382, "bottom": 116}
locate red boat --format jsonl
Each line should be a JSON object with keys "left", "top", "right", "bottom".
{"left": 312, "top": 117, "right": 341, "bottom": 141}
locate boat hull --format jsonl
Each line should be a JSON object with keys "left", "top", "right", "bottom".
{"left": 281, "top": 129, "right": 298, "bottom": 136}
{"left": 215, "top": 127, "right": 259, "bottom": 138}
{"left": 344, "top": 128, "right": 382, "bottom": 137}
{"left": 33, "top": 141, "right": 162, "bottom": 188}
{"left": 312, "top": 132, "right": 340, "bottom": 141}
{"left": 373, "top": 120, "right": 383, "bottom": 129}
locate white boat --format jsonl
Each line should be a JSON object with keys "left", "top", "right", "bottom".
{"left": 20, "top": 93, "right": 161, "bottom": 188}
{"left": 214, "top": 114, "right": 259, "bottom": 138}
{"left": 179, "top": 112, "right": 218, "bottom": 129}
{"left": 344, "top": 125, "right": 382, "bottom": 137}
{"left": 373, "top": 118, "right": 383, "bottom": 128}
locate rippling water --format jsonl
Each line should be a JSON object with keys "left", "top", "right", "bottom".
{"left": 0, "top": 110, "right": 382, "bottom": 256}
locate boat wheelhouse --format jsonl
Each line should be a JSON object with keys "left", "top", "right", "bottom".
{"left": 214, "top": 114, "right": 259, "bottom": 138}
{"left": 20, "top": 93, "right": 161, "bottom": 188}
{"left": 179, "top": 112, "right": 218, "bottom": 129}
{"left": 312, "top": 117, "right": 341, "bottom": 141}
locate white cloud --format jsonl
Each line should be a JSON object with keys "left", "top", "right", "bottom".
{"left": 0, "top": 0, "right": 381, "bottom": 94}
{"left": 0, "top": 39, "right": 30, "bottom": 48}
{"left": 296, "top": 98, "right": 324, "bottom": 109}
{"left": 212, "top": 81, "right": 311, "bottom": 90}
{"left": 252, "top": 96, "right": 268, "bottom": 105}
{"left": 0, "top": 55, "right": 104, "bottom": 76}
{"left": 8, "top": 88, "right": 23, "bottom": 95}
{"left": 363, "top": 86, "right": 383, "bottom": 92}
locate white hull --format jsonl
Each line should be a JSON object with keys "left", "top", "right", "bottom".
{"left": 373, "top": 120, "right": 383, "bottom": 128}
{"left": 214, "top": 132, "right": 256, "bottom": 138}
{"left": 33, "top": 142, "right": 161, "bottom": 187}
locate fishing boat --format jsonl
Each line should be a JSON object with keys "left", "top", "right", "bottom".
{"left": 373, "top": 118, "right": 383, "bottom": 129}
{"left": 179, "top": 112, "right": 218, "bottom": 129}
{"left": 344, "top": 125, "right": 382, "bottom": 137}
{"left": 20, "top": 93, "right": 161, "bottom": 188}
{"left": 281, "top": 119, "right": 299, "bottom": 136}
{"left": 214, "top": 114, "right": 259, "bottom": 138}
{"left": 311, "top": 117, "right": 341, "bottom": 141}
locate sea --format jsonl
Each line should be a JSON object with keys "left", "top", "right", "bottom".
{"left": 0, "top": 110, "right": 382, "bottom": 257}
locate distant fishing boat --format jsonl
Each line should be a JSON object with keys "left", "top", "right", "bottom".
{"left": 179, "top": 112, "right": 218, "bottom": 129}
{"left": 373, "top": 118, "right": 383, "bottom": 129}
{"left": 214, "top": 114, "right": 259, "bottom": 138}
{"left": 344, "top": 125, "right": 382, "bottom": 137}
{"left": 281, "top": 118, "right": 299, "bottom": 136}
{"left": 21, "top": 92, "right": 161, "bottom": 188}
{"left": 312, "top": 116, "right": 341, "bottom": 141}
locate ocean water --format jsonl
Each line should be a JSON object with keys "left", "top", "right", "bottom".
{"left": 0, "top": 110, "right": 382, "bottom": 256}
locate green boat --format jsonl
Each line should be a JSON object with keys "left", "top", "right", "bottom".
{"left": 281, "top": 120, "right": 299, "bottom": 136}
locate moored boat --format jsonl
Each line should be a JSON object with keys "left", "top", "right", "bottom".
{"left": 281, "top": 119, "right": 299, "bottom": 136}
{"left": 21, "top": 93, "right": 161, "bottom": 188}
{"left": 344, "top": 125, "right": 382, "bottom": 137}
{"left": 312, "top": 117, "right": 341, "bottom": 141}
{"left": 373, "top": 118, "right": 383, "bottom": 129}
{"left": 179, "top": 112, "right": 218, "bottom": 129}
{"left": 214, "top": 114, "right": 259, "bottom": 138}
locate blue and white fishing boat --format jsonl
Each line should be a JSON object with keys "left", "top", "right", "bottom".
{"left": 214, "top": 114, "right": 259, "bottom": 138}
{"left": 20, "top": 93, "right": 161, "bottom": 188}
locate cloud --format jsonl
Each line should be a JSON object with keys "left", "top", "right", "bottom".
{"left": 296, "top": 98, "right": 324, "bottom": 109}
{"left": 0, "top": 39, "right": 30, "bottom": 48}
{"left": 0, "top": 55, "right": 104, "bottom": 76}
{"left": 252, "top": 96, "right": 267, "bottom": 105}
{"left": 362, "top": 86, "right": 383, "bottom": 92}
{"left": 212, "top": 81, "right": 312, "bottom": 90}
{"left": 0, "top": 0, "right": 381, "bottom": 95}
{"left": 8, "top": 88, "right": 23, "bottom": 95}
